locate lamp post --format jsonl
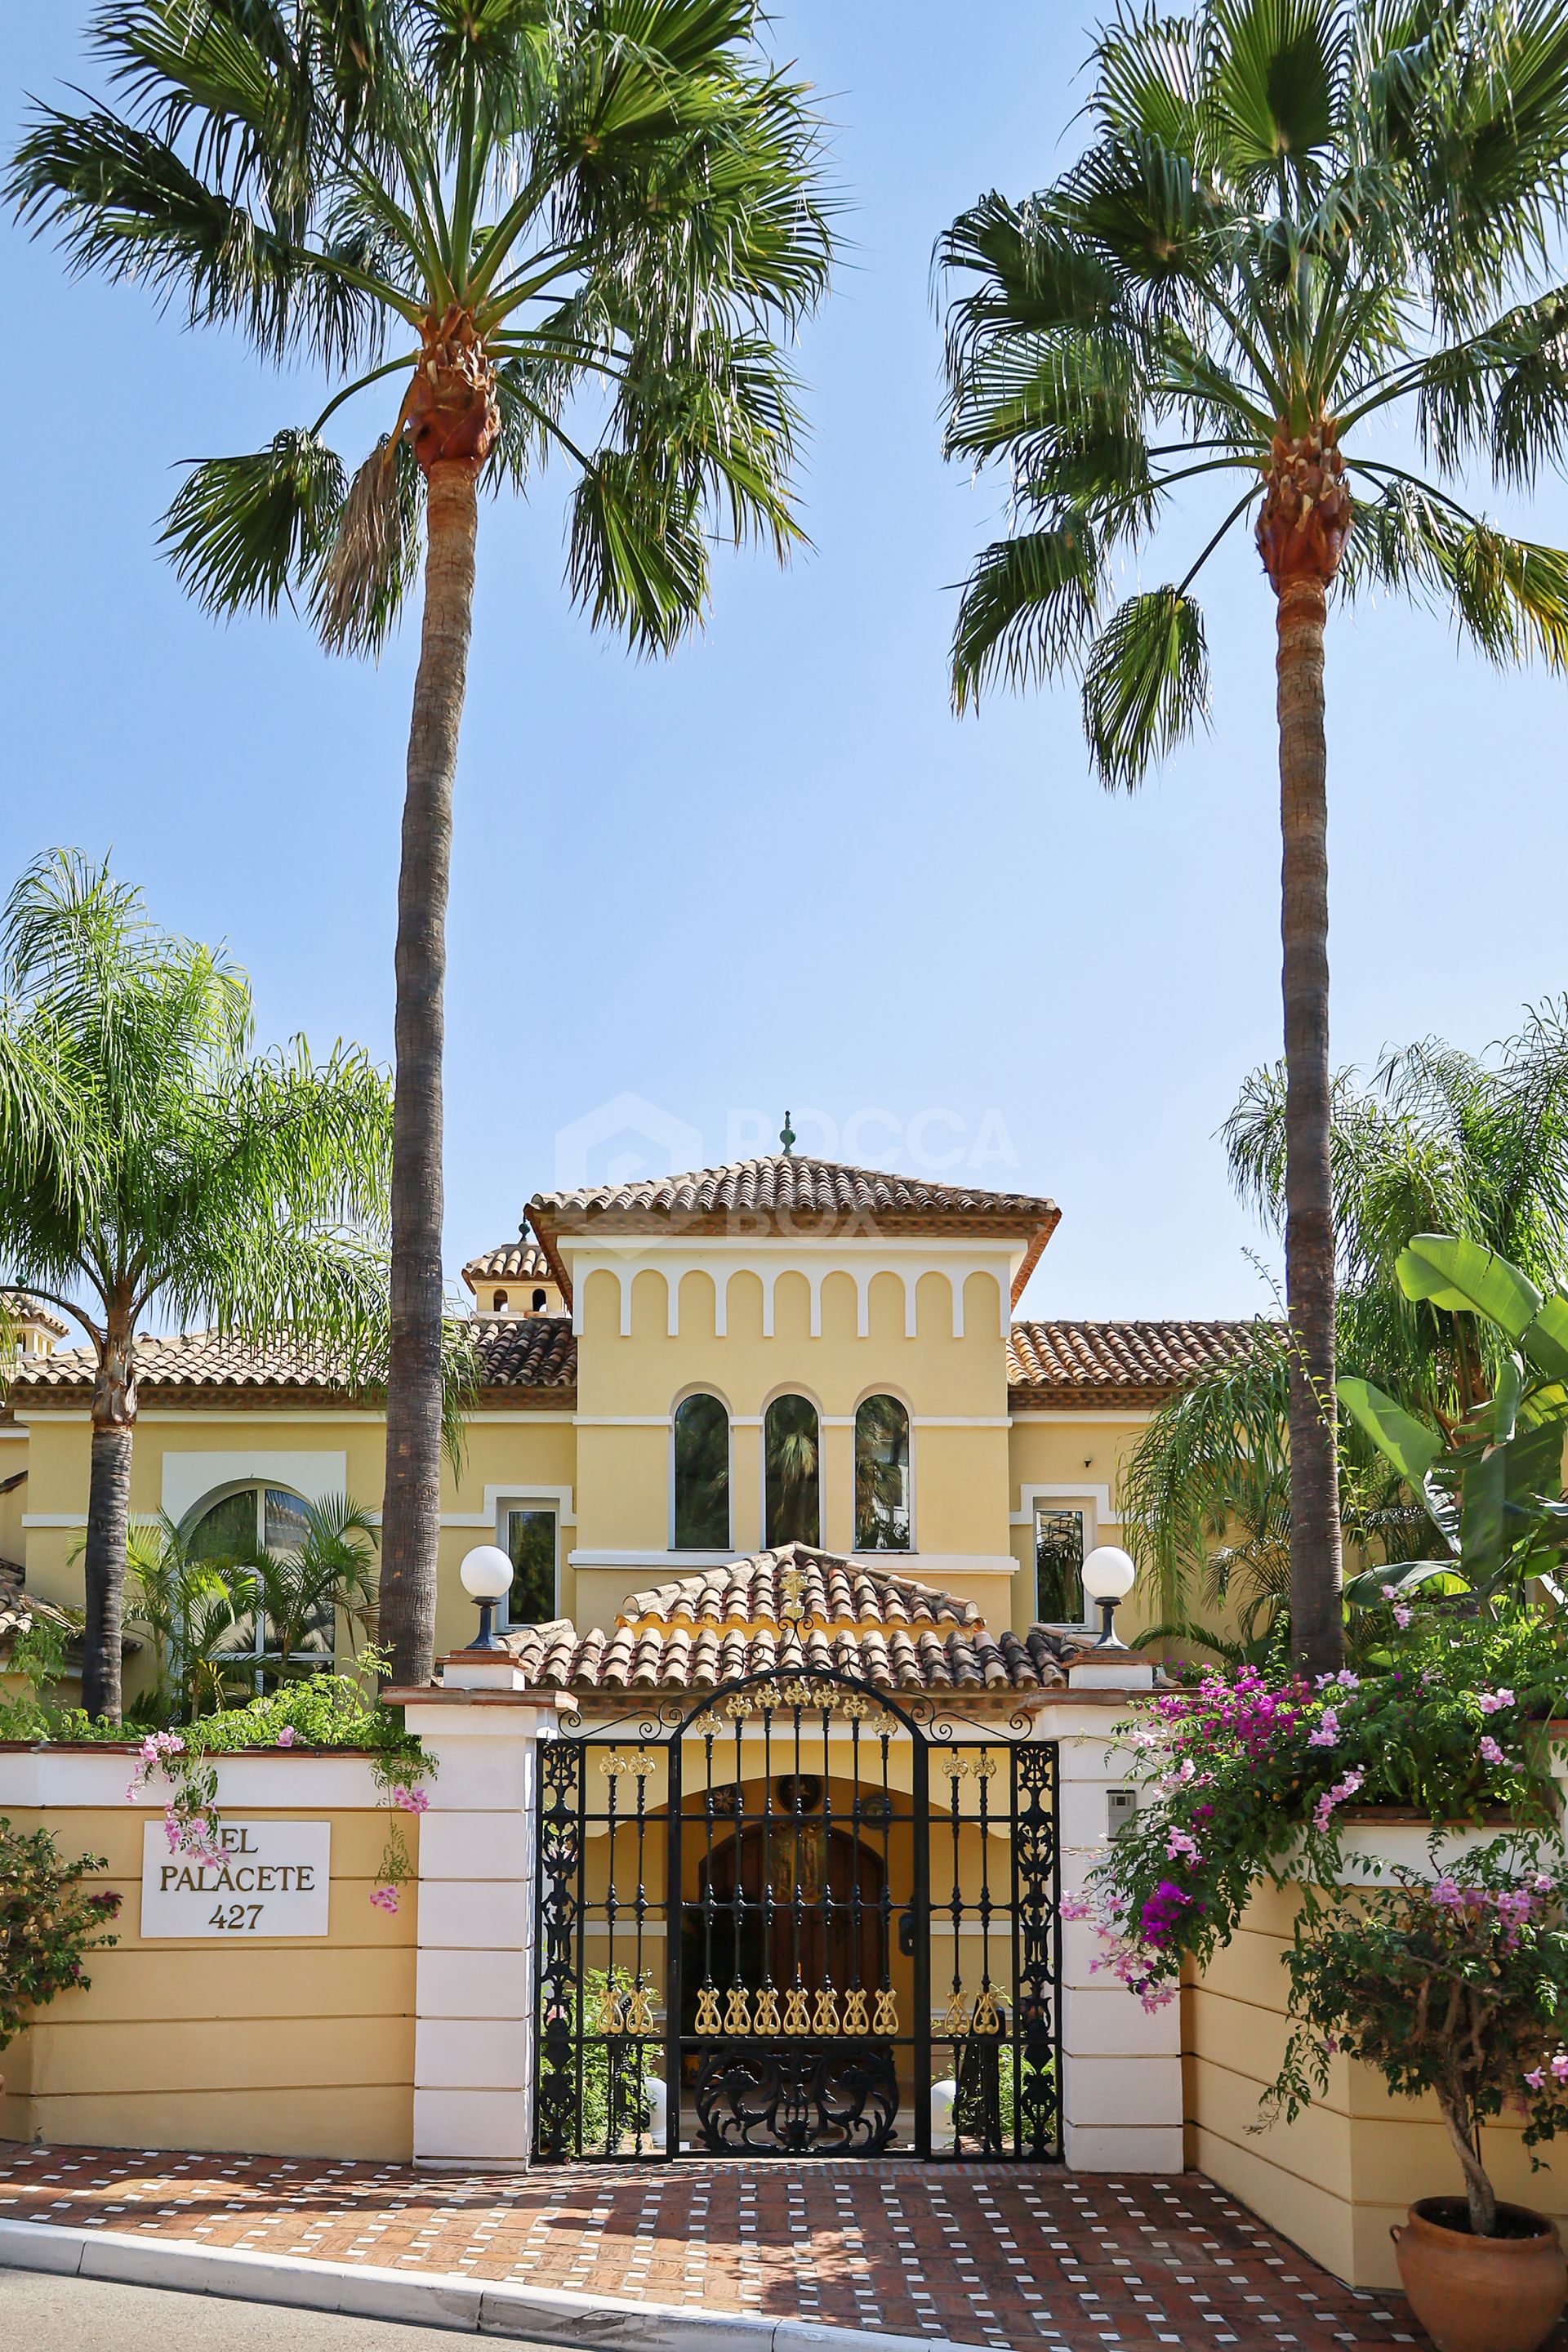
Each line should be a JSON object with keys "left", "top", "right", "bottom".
{"left": 459, "top": 1544, "right": 514, "bottom": 1651}
{"left": 1081, "top": 1545, "right": 1137, "bottom": 1649}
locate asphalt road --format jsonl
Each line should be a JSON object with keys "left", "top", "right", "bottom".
{"left": 0, "top": 2267, "right": 535, "bottom": 2348}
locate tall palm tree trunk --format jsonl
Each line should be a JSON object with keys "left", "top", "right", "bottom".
{"left": 380, "top": 460, "right": 479, "bottom": 1687}
{"left": 1276, "top": 575, "right": 1344, "bottom": 1674}
{"left": 82, "top": 1316, "right": 135, "bottom": 1721}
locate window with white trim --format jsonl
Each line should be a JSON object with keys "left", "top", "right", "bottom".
{"left": 504, "top": 1506, "right": 559, "bottom": 1624}
{"left": 1034, "top": 1505, "right": 1086, "bottom": 1623}
{"left": 673, "top": 1392, "right": 730, "bottom": 1549}
{"left": 187, "top": 1483, "right": 332, "bottom": 1689}
{"left": 854, "top": 1396, "right": 911, "bottom": 1551}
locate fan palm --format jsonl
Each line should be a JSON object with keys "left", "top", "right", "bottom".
{"left": 939, "top": 0, "right": 1568, "bottom": 1672}
{"left": 123, "top": 1517, "right": 261, "bottom": 1720}
{"left": 243, "top": 1491, "right": 381, "bottom": 1681}
{"left": 0, "top": 851, "right": 391, "bottom": 1722}
{"left": 9, "top": 0, "right": 833, "bottom": 1686}
{"left": 1125, "top": 1004, "right": 1568, "bottom": 1631}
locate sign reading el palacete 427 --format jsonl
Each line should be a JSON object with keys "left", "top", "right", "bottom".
{"left": 140, "top": 1820, "right": 331, "bottom": 1938}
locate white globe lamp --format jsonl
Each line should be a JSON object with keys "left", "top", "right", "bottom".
{"left": 460, "top": 1544, "right": 513, "bottom": 1651}
{"left": 1081, "top": 1545, "right": 1137, "bottom": 1649}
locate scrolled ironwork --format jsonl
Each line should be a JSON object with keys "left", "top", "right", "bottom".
{"left": 693, "top": 2042, "right": 899, "bottom": 2156}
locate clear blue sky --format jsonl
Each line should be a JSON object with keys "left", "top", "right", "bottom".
{"left": 4, "top": 3, "right": 1566, "bottom": 1322}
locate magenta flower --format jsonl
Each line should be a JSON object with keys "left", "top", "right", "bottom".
{"left": 1477, "top": 1689, "right": 1515, "bottom": 1716}
{"left": 275, "top": 1726, "right": 298, "bottom": 1748}
{"left": 369, "top": 1886, "right": 400, "bottom": 1913}
{"left": 1430, "top": 1877, "right": 1463, "bottom": 1909}
{"left": 1552, "top": 2053, "right": 1568, "bottom": 2083}
{"left": 1479, "top": 1735, "right": 1505, "bottom": 1766}
{"left": 393, "top": 1785, "right": 430, "bottom": 1814}
{"left": 1308, "top": 1708, "right": 1340, "bottom": 1749}
{"left": 1527, "top": 2068, "right": 1548, "bottom": 2090}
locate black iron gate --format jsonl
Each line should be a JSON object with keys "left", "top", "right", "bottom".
{"left": 533, "top": 1667, "right": 1060, "bottom": 2162}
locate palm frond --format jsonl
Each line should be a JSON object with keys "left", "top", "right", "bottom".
{"left": 310, "top": 433, "right": 423, "bottom": 656}
{"left": 158, "top": 430, "right": 345, "bottom": 618}
{"left": 951, "top": 519, "right": 1102, "bottom": 711}
{"left": 1081, "top": 586, "right": 1210, "bottom": 788}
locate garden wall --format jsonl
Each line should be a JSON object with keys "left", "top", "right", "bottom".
{"left": 0, "top": 1748, "right": 416, "bottom": 2161}
{"left": 1183, "top": 1829, "right": 1568, "bottom": 2292}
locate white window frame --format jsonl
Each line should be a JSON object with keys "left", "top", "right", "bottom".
{"left": 495, "top": 1494, "right": 563, "bottom": 1626}
{"left": 1013, "top": 1485, "right": 1107, "bottom": 1626}
{"left": 668, "top": 1391, "right": 733, "bottom": 1554}
{"left": 850, "top": 1392, "right": 915, "bottom": 1555}
{"left": 185, "top": 1481, "right": 334, "bottom": 1690}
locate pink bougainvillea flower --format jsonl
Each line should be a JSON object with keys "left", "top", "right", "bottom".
{"left": 1308, "top": 1708, "right": 1340, "bottom": 1749}
{"left": 1479, "top": 1735, "right": 1505, "bottom": 1766}
{"left": 1477, "top": 1689, "right": 1515, "bottom": 1716}
{"left": 393, "top": 1785, "right": 430, "bottom": 1814}
{"left": 1527, "top": 2068, "right": 1548, "bottom": 2090}
{"left": 369, "top": 1886, "right": 400, "bottom": 1913}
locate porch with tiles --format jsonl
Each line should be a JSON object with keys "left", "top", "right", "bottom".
{"left": 0, "top": 2141, "right": 1479, "bottom": 2350}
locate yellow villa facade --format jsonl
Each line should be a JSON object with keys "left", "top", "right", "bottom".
{"left": 0, "top": 1152, "right": 1247, "bottom": 1685}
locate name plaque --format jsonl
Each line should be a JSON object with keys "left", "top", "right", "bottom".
{"left": 140, "top": 1820, "right": 331, "bottom": 1939}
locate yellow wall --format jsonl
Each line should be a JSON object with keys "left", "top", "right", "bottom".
{"left": 1183, "top": 1878, "right": 1568, "bottom": 2288}
{"left": 1006, "top": 1413, "right": 1155, "bottom": 1638}
{"left": 0, "top": 1802, "right": 417, "bottom": 2161}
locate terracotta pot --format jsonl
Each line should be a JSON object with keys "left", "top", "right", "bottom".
{"left": 1392, "top": 2198, "right": 1566, "bottom": 2352}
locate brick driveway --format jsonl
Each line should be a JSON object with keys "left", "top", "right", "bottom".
{"left": 0, "top": 2143, "right": 1446, "bottom": 2348}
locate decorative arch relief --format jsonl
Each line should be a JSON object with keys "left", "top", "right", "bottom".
{"left": 569, "top": 1250, "right": 1010, "bottom": 1341}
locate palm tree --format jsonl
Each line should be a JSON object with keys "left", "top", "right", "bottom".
{"left": 1124, "top": 1003, "right": 1568, "bottom": 1637}
{"left": 0, "top": 851, "right": 391, "bottom": 1722}
{"left": 122, "top": 1516, "right": 259, "bottom": 1721}
{"left": 9, "top": 0, "right": 832, "bottom": 1688}
{"left": 938, "top": 0, "right": 1568, "bottom": 1673}
{"left": 243, "top": 1492, "right": 380, "bottom": 1683}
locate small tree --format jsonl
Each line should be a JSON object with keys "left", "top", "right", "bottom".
{"left": 1276, "top": 1843, "right": 1568, "bottom": 2237}
{"left": 0, "top": 852, "right": 392, "bottom": 1722}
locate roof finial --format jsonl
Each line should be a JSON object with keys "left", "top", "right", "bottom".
{"left": 779, "top": 1109, "right": 796, "bottom": 1156}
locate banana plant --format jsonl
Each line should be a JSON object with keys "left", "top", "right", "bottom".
{"left": 1339, "top": 1236, "right": 1568, "bottom": 1607}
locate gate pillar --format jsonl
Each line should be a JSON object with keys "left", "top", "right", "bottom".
{"left": 1054, "top": 1696, "right": 1184, "bottom": 2173}
{"left": 398, "top": 1663, "right": 561, "bottom": 2166}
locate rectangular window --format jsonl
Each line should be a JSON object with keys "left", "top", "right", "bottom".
{"left": 1034, "top": 1506, "right": 1085, "bottom": 1623}
{"left": 505, "top": 1507, "right": 558, "bottom": 1625}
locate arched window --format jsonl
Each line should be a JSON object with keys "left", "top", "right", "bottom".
{"left": 531, "top": 1288, "right": 548, "bottom": 1312}
{"left": 186, "top": 1484, "right": 332, "bottom": 1690}
{"left": 854, "top": 1396, "right": 911, "bottom": 1551}
{"left": 765, "top": 1394, "right": 821, "bottom": 1550}
{"left": 492, "top": 1289, "right": 506, "bottom": 1312}
{"left": 674, "top": 1393, "right": 730, "bottom": 1549}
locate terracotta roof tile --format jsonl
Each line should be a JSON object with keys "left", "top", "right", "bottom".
{"left": 461, "top": 1240, "right": 553, "bottom": 1287}
{"left": 2, "top": 1292, "right": 70, "bottom": 1339}
{"left": 495, "top": 1542, "right": 1076, "bottom": 1698}
{"left": 531, "top": 1154, "right": 1059, "bottom": 1227}
{"left": 11, "top": 1315, "right": 577, "bottom": 1399}
{"left": 1008, "top": 1318, "right": 1264, "bottom": 1404}
{"left": 621, "top": 1546, "right": 981, "bottom": 1633}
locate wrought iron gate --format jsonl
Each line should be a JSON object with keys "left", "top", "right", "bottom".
{"left": 533, "top": 1667, "right": 1060, "bottom": 2162}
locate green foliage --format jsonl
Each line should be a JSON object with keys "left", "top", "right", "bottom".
{"left": 1125, "top": 1012, "right": 1568, "bottom": 1629}
{"left": 1340, "top": 1234, "right": 1568, "bottom": 1602}
{"left": 550, "top": 1969, "right": 662, "bottom": 2156}
{"left": 7, "top": 0, "right": 835, "bottom": 657}
{"left": 0, "top": 1819, "right": 121, "bottom": 2056}
{"left": 938, "top": 0, "right": 1568, "bottom": 777}
{"left": 1085, "top": 1615, "right": 1567, "bottom": 2006}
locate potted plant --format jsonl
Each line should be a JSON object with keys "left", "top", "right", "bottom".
{"left": 1270, "top": 1839, "right": 1568, "bottom": 2352}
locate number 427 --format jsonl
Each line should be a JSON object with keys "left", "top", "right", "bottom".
{"left": 208, "top": 1902, "right": 264, "bottom": 1931}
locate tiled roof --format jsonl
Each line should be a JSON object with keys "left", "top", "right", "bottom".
{"left": 0, "top": 1559, "right": 121, "bottom": 1659}
{"left": 622, "top": 1547, "right": 981, "bottom": 1632}
{"left": 493, "top": 1541, "right": 1079, "bottom": 1697}
{"left": 2, "top": 1292, "right": 69, "bottom": 1339}
{"left": 461, "top": 1240, "right": 553, "bottom": 1288}
{"left": 500, "top": 1616, "right": 1071, "bottom": 1698}
{"left": 8, "top": 1315, "right": 577, "bottom": 1401}
{"left": 1009, "top": 1319, "right": 1263, "bottom": 1405}
{"left": 528, "top": 1156, "right": 1062, "bottom": 1307}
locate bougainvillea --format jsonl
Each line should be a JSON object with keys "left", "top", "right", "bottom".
{"left": 0, "top": 1820, "right": 122, "bottom": 2053}
{"left": 1082, "top": 1615, "right": 1565, "bottom": 2003}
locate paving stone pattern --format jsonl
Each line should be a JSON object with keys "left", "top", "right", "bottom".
{"left": 0, "top": 2143, "right": 1499, "bottom": 2350}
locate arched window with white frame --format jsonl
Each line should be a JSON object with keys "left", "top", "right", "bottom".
{"left": 854, "top": 1395, "right": 911, "bottom": 1551}
{"left": 673, "top": 1392, "right": 730, "bottom": 1550}
{"left": 185, "top": 1482, "right": 337, "bottom": 1691}
{"left": 764, "top": 1393, "right": 821, "bottom": 1550}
